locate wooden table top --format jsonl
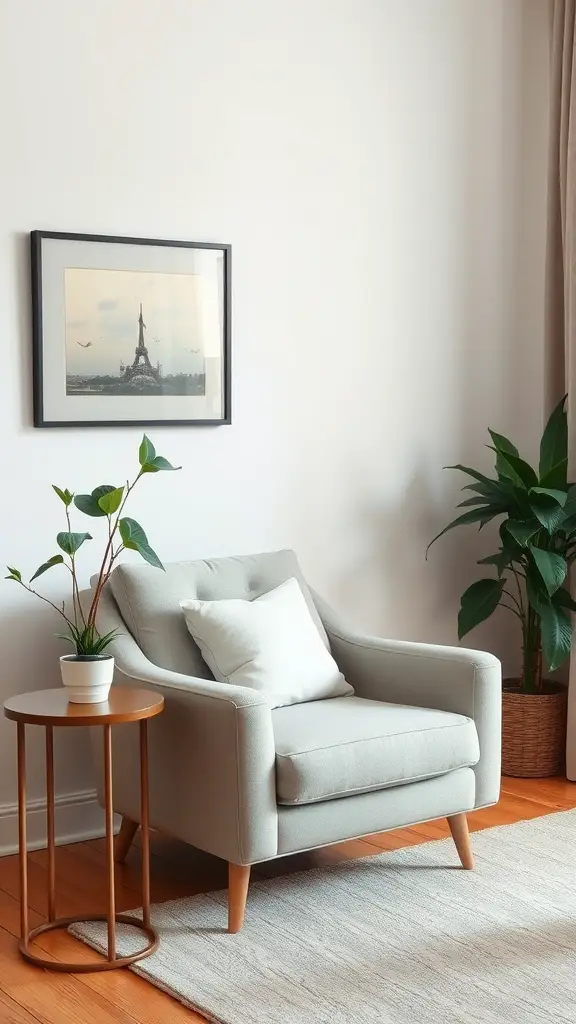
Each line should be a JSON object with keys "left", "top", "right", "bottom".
{"left": 3, "top": 687, "right": 164, "bottom": 726}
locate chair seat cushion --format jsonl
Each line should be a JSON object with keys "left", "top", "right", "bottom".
{"left": 272, "top": 696, "right": 480, "bottom": 805}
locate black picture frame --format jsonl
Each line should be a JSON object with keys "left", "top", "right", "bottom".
{"left": 31, "top": 230, "right": 231, "bottom": 428}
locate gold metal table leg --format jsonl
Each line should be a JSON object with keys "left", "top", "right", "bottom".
{"left": 140, "top": 720, "right": 151, "bottom": 929}
{"left": 17, "top": 717, "right": 158, "bottom": 971}
{"left": 46, "top": 726, "right": 56, "bottom": 922}
{"left": 17, "top": 722, "right": 28, "bottom": 943}
{"left": 104, "top": 723, "right": 116, "bottom": 961}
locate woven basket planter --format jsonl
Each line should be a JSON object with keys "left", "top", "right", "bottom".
{"left": 502, "top": 681, "right": 567, "bottom": 778}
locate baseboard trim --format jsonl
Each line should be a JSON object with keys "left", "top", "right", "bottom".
{"left": 0, "top": 788, "right": 119, "bottom": 857}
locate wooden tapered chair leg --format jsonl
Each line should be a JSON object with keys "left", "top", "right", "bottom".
{"left": 114, "top": 816, "right": 139, "bottom": 863}
{"left": 228, "top": 863, "right": 251, "bottom": 933}
{"left": 447, "top": 812, "right": 474, "bottom": 869}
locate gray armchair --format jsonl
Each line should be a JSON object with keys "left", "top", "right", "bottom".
{"left": 89, "top": 550, "right": 501, "bottom": 932}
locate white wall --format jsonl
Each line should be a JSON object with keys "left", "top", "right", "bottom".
{"left": 0, "top": 0, "right": 549, "bottom": 848}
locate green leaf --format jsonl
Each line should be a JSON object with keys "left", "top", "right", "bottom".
{"left": 552, "top": 587, "right": 576, "bottom": 614}
{"left": 461, "top": 481, "right": 505, "bottom": 499}
{"left": 74, "top": 485, "right": 117, "bottom": 518}
{"left": 457, "top": 496, "right": 498, "bottom": 508}
{"left": 141, "top": 455, "right": 181, "bottom": 474}
{"left": 488, "top": 448, "right": 538, "bottom": 489}
{"left": 529, "top": 487, "right": 568, "bottom": 506}
{"left": 539, "top": 459, "right": 569, "bottom": 490}
{"left": 561, "top": 484, "right": 576, "bottom": 519}
{"left": 56, "top": 633, "right": 79, "bottom": 648}
{"left": 528, "top": 546, "right": 567, "bottom": 596}
{"left": 427, "top": 506, "right": 505, "bottom": 555}
{"left": 62, "top": 625, "right": 122, "bottom": 656}
{"left": 447, "top": 465, "right": 499, "bottom": 487}
{"left": 56, "top": 532, "right": 92, "bottom": 556}
{"left": 488, "top": 430, "right": 519, "bottom": 458}
{"left": 52, "top": 485, "right": 73, "bottom": 507}
{"left": 139, "top": 435, "right": 156, "bottom": 466}
{"left": 560, "top": 515, "right": 576, "bottom": 539}
{"left": 529, "top": 494, "right": 568, "bottom": 533}
{"left": 74, "top": 494, "right": 104, "bottom": 517}
{"left": 30, "top": 554, "right": 64, "bottom": 581}
{"left": 92, "top": 484, "right": 117, "bottom": 504}
{"left": 97, "top": 486, "right": 124, "bottom": 515}
{"left": 477, "top": 551, "right": 513, "bottom": 576}
{"left": 498, "top": 519, "right": 524, "bottom": 553}
{"left": 540, "top": 602, "right": 572, "bottom": 672}
{"left": 118, "top": 517, "right": 164, "bottom": 570}
{"left": 5, "top": 566, "right": 21, "bottom": 581}
{"left": 539, "top": 395, "right": 568, "bottom": 482}
{"left": 504, "top": 519, "right": 540, "bottom": 547}
{"left": 57, "top": 622, "right": 83, "bottom": 648}
{"left": 90, "top": 628, "right": 123, "bottom": 655}
{"left": 526, "top": 569, "right": 550, "bottom": 615}
{"left": 557, "top": 490, "right": 576, "bottom": 537}
{"left": 461, "top": 479, "right": 517, "bottom": 505}
{"left": 466, "top": 484, "right": 528, "bottom": 527}
{"left": 458, "top": 578, "right": 505, "bottom": 639}
{"left": 488, "top": 431, "right": 521, "bottom": 483}
{"left": 150, "top": 455, "right": 180, "bottom": 471}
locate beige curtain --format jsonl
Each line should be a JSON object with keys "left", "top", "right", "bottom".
{"left": 546, "top": 1, "right": 576, "bottom": 777}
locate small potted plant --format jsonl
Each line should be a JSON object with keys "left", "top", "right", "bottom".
{"left": 6, "top": 435, "right": 179, "bottom": 704}
{"left": 428, "top": 396, "right": 573, "bottom": 776}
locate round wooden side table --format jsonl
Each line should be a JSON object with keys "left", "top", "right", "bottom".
{"left": 3, "top": 686, "right": 164, "bottom": 972}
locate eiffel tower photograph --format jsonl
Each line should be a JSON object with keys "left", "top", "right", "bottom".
{"left": 33, "top": 230, "right": 230, "bottom": 427}
{"left": 64, "top": 268, "right": 209, "bottom": 398}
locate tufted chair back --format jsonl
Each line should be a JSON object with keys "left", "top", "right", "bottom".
{"left": 104, "top": 549, "right": 328, "bottom": 678}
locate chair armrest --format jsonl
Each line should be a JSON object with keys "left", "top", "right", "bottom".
{"left": 114, "top": 625, "right": 270, "bottom": 708}
{"left": 315, "top": 594, "right": 502, "bottom": 808}
{"left": 89, "top": 588, "right": 278, "bottom": 864}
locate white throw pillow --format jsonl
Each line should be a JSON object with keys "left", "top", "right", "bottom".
{"left": 179, "top": 577, "right": 353, "bottom": 709}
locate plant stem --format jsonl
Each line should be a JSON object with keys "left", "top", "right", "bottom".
{"left": 65, "top": 504, "right": 86, "bottom": 629}
{"left": 14, "top": 579, "right": 75, "bottom": 629}
{"left": 502, "top": 588, "right": 523, "bottom": 615}
{"left": 86, "top": 472, "right": 142, "bottom": 629}
{"left": 510, "top": 564, "right": 525, "bottom": 618}
{"left": 509, "top": 561, "right": 544, "bottom": 693}
{"left": 565, "top": 543, "right": 576, "bottom": 563}
{"left": 521, "top": 606, "right": 542, "bottom": 694}
{"left": 501, "top": 602, "right": 524, "bottom": 620}
{"left": 65, "top": 564, "right": 80, "bottom": 628}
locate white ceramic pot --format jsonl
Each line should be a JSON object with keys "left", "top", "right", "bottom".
{"left": 60, "top": 654, "right": 114, "bottom": 704}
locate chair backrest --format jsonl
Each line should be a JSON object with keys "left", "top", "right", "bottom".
{"left": 105, "top": 549, "right": 328, "bottom": 676}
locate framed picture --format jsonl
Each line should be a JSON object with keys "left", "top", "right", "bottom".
{"left": 31, "top": 230, "right": 231, "bottom": 427}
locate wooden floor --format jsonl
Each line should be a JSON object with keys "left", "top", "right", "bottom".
{"left": 0, "top": 776, "right": 575, "bottom": 1023}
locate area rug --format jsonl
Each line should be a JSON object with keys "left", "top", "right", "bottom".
{"left": 73, "top": 811, "right": 576, "bottom": 1023}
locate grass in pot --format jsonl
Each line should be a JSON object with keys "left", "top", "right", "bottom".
{"left": 428, "top": 397, "right": 573, "bottom": 777}
{"left": 6, "top": 435, "right": 179, "bottom": 704}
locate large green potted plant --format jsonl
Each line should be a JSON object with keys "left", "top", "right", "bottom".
{"left": 428, "top": 396, "right": 573, "bottom": 776}
{"left": 6, "top": 436, "right": 179, "bottom": 704}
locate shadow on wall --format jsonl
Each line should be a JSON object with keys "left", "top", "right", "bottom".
{"left": 460, "top": 0, "right": 545, "bottom": 674}
{"left": 417, "top": 2, "right": 545, "bottom": 676}
{"left": 336, "top": 469, "right": 515, "bottom": 671}
{"left": 334, "top": 472, "right": 456, "bottom": 642}
{"left": 336, "top": 6, "right": 546, "bottom": 677}
{"left": 0, "top": 602, "right": 94, "bottom": 800}
{"left": 11, "top": 231, "right": 33, "bottom": 429}
{"left": 457, "top": 0, "right": 546, "bottom": 463}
